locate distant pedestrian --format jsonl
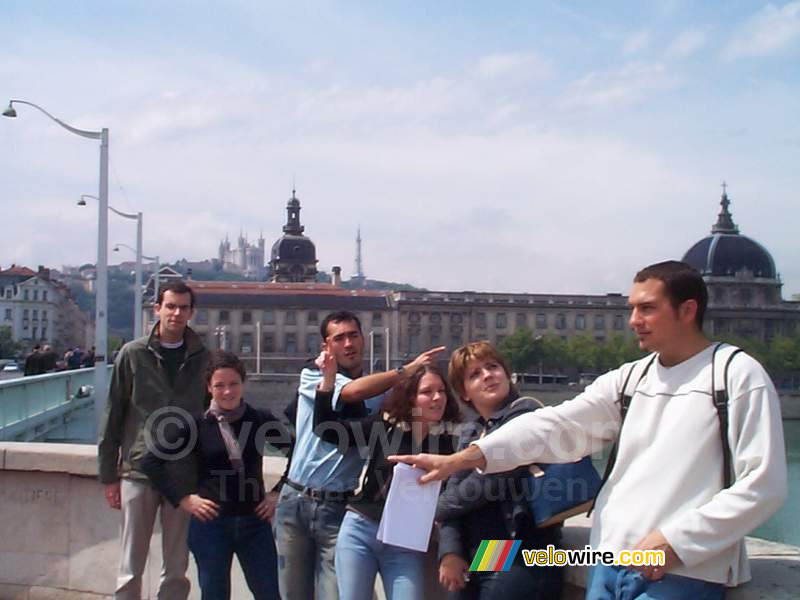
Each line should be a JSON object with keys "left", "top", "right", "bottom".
{"left": 81, "top": 346, "right": 96, "bottom": 368}
{"left": 67, "top": 346, "right": 82, "bottom": 370}
{"left": 24, "top": 345, "right": 42, "bottom": 376}
{"left": 39, "top": 345, "right": 58, "bottom": 373}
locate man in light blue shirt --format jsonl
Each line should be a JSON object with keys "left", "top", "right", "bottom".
{"left": 274, "top": 310, "right": 443, "bottom": 600}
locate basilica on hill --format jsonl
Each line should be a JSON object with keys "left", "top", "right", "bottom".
{"left": 145, "top": 186, "right": 799, "bottom": 372}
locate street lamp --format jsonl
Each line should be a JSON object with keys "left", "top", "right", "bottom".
{"left": 4, "top": 99, "right": 109, "bottom": 437}
{"left": 114, "top": 245, "right": 159, "bottom": 328}
{"left": 81, "top": 195, "right": 143, "bottom": 337}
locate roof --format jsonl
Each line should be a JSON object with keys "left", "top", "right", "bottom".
{"left": 189, "top": 280, "right": 392, "bottom": 310}
{"left": 0, "top": 265, "right": 37, "bottom": 278}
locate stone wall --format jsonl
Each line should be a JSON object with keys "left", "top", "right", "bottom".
{"left": 0, "top": 442, "right": 796, "bottom": 599}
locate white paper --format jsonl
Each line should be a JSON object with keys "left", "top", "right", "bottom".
{"left": 377, "top": 463, "right": 442, "bottom": 552}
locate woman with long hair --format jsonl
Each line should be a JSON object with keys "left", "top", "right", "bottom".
{"left": 313, "top": 352, "right": 460, "bottom": 600}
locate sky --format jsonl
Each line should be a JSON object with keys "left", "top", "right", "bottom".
{"left": 1, "top": 1, "right": 798, "bottom": 296}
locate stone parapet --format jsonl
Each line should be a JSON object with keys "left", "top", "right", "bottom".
{"left": 0, "top": 442, "right": 796, "bottom": 599}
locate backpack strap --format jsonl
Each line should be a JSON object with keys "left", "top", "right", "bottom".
{"left": 589, "top": 353, "right": 657, "bottom": 514}
{"left": 711, "top": 342, "right": 744, "bottom": 489}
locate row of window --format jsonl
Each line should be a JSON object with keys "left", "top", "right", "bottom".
{"left": 206, "top": 331, "right": 386, "bottom": 355}
{"left": 408, "top": 311, "right": 626, "bottom": 331}
{"left": 4, "top": 288, "right": 49, "bottom": 301}
{"left": 4, "top": 308, "right": 49, "bottom": 321}
{"left": 194, "top": 309, "right": 385, "bottom": 327}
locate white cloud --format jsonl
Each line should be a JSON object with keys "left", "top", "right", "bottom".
{"left": 560, "top": 62, "right": 676, "bottom": 111}
{"left": 475, "top": 52, "right": 552, "bottom": 80}
{"left": 723, "top": 1, "right": 800, "bottom": 59}
{"left": 621, "top": 29, "right": 652, "bottom": 56}
{"left": 666, "top": 29, "right": 708, "bottom": 59}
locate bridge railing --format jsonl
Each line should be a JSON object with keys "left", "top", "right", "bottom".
{"left": 0, "top": 366, "right": 112, "bottom": 441}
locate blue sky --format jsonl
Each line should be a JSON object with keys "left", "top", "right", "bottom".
{"left": 2, "top": 1, "right": 798, "bottom": 296}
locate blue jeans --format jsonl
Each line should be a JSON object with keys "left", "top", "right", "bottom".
{"left": 586, "top": 565, "right": 726, "bottom": 600}
{"left": 273, "top": 486, "right": 347, "bottom": 600}
{"left": 188, "top": 513, "right": 279, "bottom": 600}
{"left": 336, "top": 510, "right": 424, "bottom": 600}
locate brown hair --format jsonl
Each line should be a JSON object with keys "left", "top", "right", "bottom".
{"left": 384, "top": 364, "right": 460, "bottom": 425}
{"left": 448, "top": 341, "right": 513, "bottom": 401}
{"left": 634, "top": 260, "right": 707, "bottom": 328}
{"left": 205, "top": 350, "right": 246, "bottom": 385}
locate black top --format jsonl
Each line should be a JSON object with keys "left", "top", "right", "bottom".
{"left": 313, "top": 389, "right": 458, "bottom": 523}
{"left": 436, "top": 396, "right": 561, "bottom": 561}
{"left": 141, "top": 402, "right": 291, "bottom": 516}
{"left": 159, "top": 345, "right": 186, "bottom": 388}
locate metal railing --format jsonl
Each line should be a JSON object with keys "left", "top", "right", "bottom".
{"left": 0, "top": 366, "right": 112, "bottom": 441}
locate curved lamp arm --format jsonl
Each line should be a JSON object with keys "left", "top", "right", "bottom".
{"left": 5, "top": 99, "right": 103, "bottom": 140}
{"left": 81, "top": 194, "right": 138, "bottom": 220}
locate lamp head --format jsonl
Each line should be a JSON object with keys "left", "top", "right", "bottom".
{"left": 2, "top": 103, "right": 17, "bottom": 118}
{"left": 77, "top": 199, "right": 87, "bottom": 206}
{"left": 113, "top": 245, "right": 120, "bottom": 252}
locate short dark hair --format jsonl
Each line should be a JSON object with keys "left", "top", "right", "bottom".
{"left": 205, "top": 350, "right": 246, "bottom": 385}
{"left": 634, "top": 261, "right": 707, "bottom": 328}
{"left": 320, "top": 310, "right": 362, "bottom": 339}
{"left": 384, "top": 364, "right": 460, "bottom": 425}
{"left": 157, "top": 281, "right": 196, "bottom": 308}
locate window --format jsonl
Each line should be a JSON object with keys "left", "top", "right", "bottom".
{"left": 32, "top": 327, "right": 38, "bottom": 339}
{"left": 306, "top": 333, "right": 320, "bottom": 353}
{"left": 613, "top": 315, "right": 625, "bottom": 330}
{"left": 496, "top": 334, "right": 506, "bottom": 346}
{"left": 263, "top": 333, "right": 275, "bottom": 353}
{"left": 409, "top": 311, "right": 421, "bottom": 324}
{"left": 4, "top": 309, "right": 11, "bottom": 320}
{"left": 241, "top": 332, "right": 253, "bottom": 353}
{"left": 372, "top": 333, "right": 383, "bottom": 352}
{"left": 450, "top": 313, "right": 463, "bottom": 325}
{"left": 41, "top": 327, "right": 47, "bottom": 339}
{"left": 575, "top": 314, "right": 585, "bottom": 330}
{"left": 496, "top": 313, "right": 507, "bottom": 329}
{"left": 42, "top": 291, "right": 48, "bottom": 302}
{"left": 555, "top": 314, "right": 566, "bottom": 329}
{"left": 431, "top": 333, "right": 441, "bottom": 347}
{"left": 218, "top": 310, "right": 230, "bottom": 324}
{"left": 372, "top": 312, "right": 382, "bottom": 326}
{"left": 594, "top": 315, "right": 605, "bottom": 330}
{"left": 408, "top": 331, "right": 420, "bottom": 354}
{"left": 263, "top": 310, "right": 275, "bottom": 325}
{"left": 285, "top": 333, "right": 297, "bottom": 353}
{"left": 33, "top": 290, "right": 39, "bottom": 301}
{"left": 42, "top": 310, "right": 47, "bottom": 321}
{"left": 536, "top": 313, "right": 547, "bottom": 329}
{"left": 23, "top": 289, "right": 29, "bottom": 301}
{"left": 32, "top": 309, "right": 38, "bottom": 320}
{"left": 308, "top": 311, "right": 319, "bottom": 325}
{"left": 195, "top": 309, "right": 208, "bottom": 325}
{"left": 242, "top": 311, "right": 252, "bottom": 324}
{"left": 430, "top": 312, "right": 441, "bottom": 324}
{"left": 23, "top": 309, "right": 29, "bottom": 319}
{"left": 475, "top": 312, "right": 486, "bottom": 328}
{"left": 286, "top": 311, "right": 297, "bottom": 325}
{"left": 450, "top": 335, "right": 462, "bottom": 348}
{"left": 516, "top": 313, "right": 527, "bottom": 328}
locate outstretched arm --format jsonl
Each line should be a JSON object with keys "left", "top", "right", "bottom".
{"left": 389, "top": 444, "right": 487, "bottom": 484}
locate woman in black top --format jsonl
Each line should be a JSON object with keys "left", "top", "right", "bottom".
{"left": 313, "top": 356, "right": 460, "bottom": 600}
{"left": 142, "top": 351, "right": 290, "bottom": 600}
{"left": 434, "top": 341, "right": 563, "bottom": 599}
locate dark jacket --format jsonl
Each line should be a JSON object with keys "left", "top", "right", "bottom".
{"left": 141, "top": 403, "right": 291, "bottom": 516}
{"left": 313, "top": 388, "right": 459, "bottom": 522}
{"left": 436, "top": 395, "right": 561, "bottom": 561}
{"left": 97, "top": 323, "right": 209, "bottom": 485}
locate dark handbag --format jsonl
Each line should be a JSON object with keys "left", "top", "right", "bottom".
{"left": 526, "top": 457, "right": 602, "bottom": 528}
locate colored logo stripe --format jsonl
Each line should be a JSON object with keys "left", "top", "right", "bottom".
{"left": 469, "top": 540, "right": 522, "bottom": 572}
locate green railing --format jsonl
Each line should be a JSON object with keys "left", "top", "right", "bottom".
{"left": 0, "top": 366, "right": 112, "bottom": 441}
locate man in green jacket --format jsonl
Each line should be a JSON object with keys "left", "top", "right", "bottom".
{"left": 98, "top": 281, "right": 209, "bottom": 600}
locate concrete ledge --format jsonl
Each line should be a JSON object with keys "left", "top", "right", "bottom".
{"left": 0, "top": 442, "right": 796, "bottom": 599}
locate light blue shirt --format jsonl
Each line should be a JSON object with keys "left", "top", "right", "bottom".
{"left": 287, "top": 367, "right": 384, "bottom": 491}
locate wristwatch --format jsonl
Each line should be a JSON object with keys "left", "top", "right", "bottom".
{"left": 395, "top": 365, "right": 405, "bottom": 376}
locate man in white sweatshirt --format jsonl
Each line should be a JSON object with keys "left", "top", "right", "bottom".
{"left": 392, "top": 261, "right": 787, "bottom": 600}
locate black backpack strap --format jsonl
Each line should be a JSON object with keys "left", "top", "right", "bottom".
{"left": 589, "top": 353, "right": 656, "bottom": 514}
{"left": 712, "top": 342, "right": 743, "bottom": 489}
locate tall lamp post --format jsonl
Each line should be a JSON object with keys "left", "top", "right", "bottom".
{"left": 81, "top": 195, "right": 143, "bottom": 337}
{"left": 114, "top": 245, "right": 159, "bottom": 332}
{"left": 4, "top": 99, "right": 109, "bottom": 437}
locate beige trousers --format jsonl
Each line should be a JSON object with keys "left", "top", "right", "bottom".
{"left": 115, "top": 479, "right": 191, "bottom": 600}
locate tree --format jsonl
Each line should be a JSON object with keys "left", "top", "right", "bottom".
{"left": 498, "top": 328, "right": 540, "bottom": 372}
{"left": 0, "top": 326, "right": 24, "bottom": 358}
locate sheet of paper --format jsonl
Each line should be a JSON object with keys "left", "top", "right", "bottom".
{"left": 377, "top": 462, "right": 442, "bottom": 552}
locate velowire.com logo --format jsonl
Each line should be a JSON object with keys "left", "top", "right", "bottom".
{"left": 469, "top": 540, "right": 522, "bottom": 572}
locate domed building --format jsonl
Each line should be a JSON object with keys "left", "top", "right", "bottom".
{"left": 682, "top": 186, "right": 798, "bottom": 341}
{"left": 269, "top": 189, "right": 319, "bottom": 283}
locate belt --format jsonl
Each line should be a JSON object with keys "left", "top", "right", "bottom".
{"left": 285, "top": 479, "right": 354, "bottom": 502}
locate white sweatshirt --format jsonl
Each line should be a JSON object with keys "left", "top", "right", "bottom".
{"left": 473, "top": 345, "right": 787, "bottom": 585}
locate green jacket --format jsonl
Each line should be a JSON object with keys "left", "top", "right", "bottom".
{"left": 98, "top": 323, "right": 209, "bottom": 485}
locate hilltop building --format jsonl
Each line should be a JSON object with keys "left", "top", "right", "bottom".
{"left": 218, "top": 231, "right": 266, "bottom": 279}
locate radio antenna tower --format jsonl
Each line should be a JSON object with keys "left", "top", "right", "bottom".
{"left": 354, "top": 226, "right": 366, "bottom": 287}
